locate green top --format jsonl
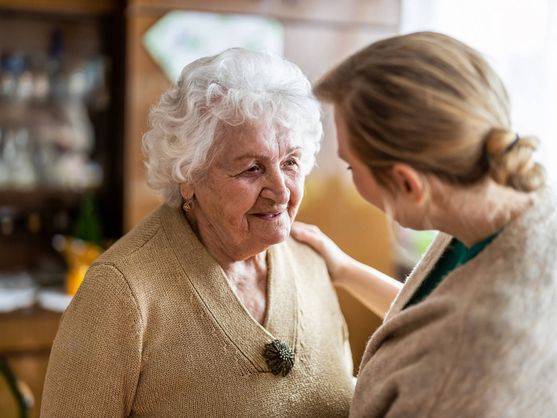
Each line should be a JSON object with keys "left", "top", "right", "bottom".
{"left": 404, "top": 233, "right": 498, "bottom": 309}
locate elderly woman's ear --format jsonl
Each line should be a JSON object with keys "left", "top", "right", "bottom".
{"left": 180, "top": 183, "right": 195, "bottom": 210}
{"left": 180, "top": 183, "right": 194, "bottom": 199}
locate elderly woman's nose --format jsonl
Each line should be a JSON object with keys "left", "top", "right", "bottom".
{"left": 261, "top": 169, "right": 290, "bottom": 203}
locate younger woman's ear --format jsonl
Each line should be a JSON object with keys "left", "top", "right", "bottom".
{"left": 179, "top": 183, "right": 194, "bottom": 200}
{"left": 390, "top": 163, "right": 426, "bottom": 204}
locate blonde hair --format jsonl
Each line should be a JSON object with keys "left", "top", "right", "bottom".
{"left": 314, "top": 31, "right": 545, "bottom": 193}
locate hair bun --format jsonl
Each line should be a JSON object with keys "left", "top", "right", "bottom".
{"left": 485, "top": 128, "right": 545, "bottom": 192}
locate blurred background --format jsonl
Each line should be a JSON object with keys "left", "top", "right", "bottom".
{"left": 0, "top": 0, "right": 555, "bottom": 416}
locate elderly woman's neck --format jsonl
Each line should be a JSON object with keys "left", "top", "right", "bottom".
{"left": 185, "top": 210, "right": 268, "bottom": 273}
{"left": 429, "top": 180, "right": 535, "bottom": 247}
{"left": 184, "top": 210, "right": 269, "bottom": 324}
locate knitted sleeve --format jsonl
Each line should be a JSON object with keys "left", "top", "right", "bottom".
{"left": 41, "top": 263, "right": 143, "bottom": 418}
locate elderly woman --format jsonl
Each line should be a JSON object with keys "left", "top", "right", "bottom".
{"left": 293, "top": 32, "right": 557, "bottom": 417}
{"left": 41, "top": 48, "right": 354, "bottom": 417}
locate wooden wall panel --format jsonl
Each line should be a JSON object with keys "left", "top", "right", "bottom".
{"left": 127, "top": 0, "right": 400, "bottom": 27}
{"left": 124, "top": 13, "right": 168, "bottom": 229}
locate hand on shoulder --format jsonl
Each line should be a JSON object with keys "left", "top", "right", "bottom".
{"left": 290, "top": 222, "right": 352, "bottom": 280}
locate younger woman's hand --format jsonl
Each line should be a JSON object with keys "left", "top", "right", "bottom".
{"left": 290, "top": 222, "right": 351, "bottom": 280}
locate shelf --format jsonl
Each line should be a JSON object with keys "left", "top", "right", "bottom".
{"left": 0, "top": 0, "right": 117, "bottom": 16}
{"left": 0, "top": 188, "right": 89, "bottom": 209}
{"left": 0, "top": 306, "right": 61, "bottom": 354}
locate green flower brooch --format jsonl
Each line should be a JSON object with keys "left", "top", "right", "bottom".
{"left": 263, "top": 339, "right": 295, "bottom": 377}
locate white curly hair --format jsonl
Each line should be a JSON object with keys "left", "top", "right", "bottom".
{"left": 142, "top": 48, "right": 323, "bottom": 207}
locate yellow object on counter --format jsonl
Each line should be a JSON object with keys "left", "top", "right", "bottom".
{"left": 54, "top": 236, "right": 103, "bottom": 296}
{"left": 66, "top": 263, "right": 91, "bottom": 296}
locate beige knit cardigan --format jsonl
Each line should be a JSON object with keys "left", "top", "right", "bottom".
{"left": 351, "top": 188, "right": 557, "bottom": 418}
{"left": 41, "top": 205, "right": 354, "bottom": 417}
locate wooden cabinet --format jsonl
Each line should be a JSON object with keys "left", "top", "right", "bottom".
{"left": 0, "top": 1, "right": 124, "bottom": 415}
{"left": 0, "top": 0, "right": 126, "bottom": 250}
{"left": 0, "top": 308, "right": 61, "bottom": 418}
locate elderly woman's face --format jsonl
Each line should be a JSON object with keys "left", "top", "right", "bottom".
{"left": 188, "top": 123, "right": 305, "bottom": 259}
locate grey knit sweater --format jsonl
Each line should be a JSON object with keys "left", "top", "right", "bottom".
{"left": 351, "top": 188, "right": 557, "bottom": 418}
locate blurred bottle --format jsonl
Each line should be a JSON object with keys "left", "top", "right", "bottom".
{"left": 3, "top": 128, "right": 36, "bottom": 188}
{"left": 15, "top": 57, "right": 33, "bottom": 103}
{"left": 47, "top": 29, "right": 65, "bottom": 102}
{"left": 53, "top": 192, "right": 105, "bottom": 295}
{"left": 0, "top": 53, "right": 23, "bottom": 100}
{"left": 26, "top": 212, "right": 41, "bottom": 234}
{"left": 29, "top": 54, "right": 50, "bottom": 103}
{"left": 0, "top": 208, "right": 15, "bottom": 236}
{"left": 73, "top": 191, "right": 104, "bottom": 247}
{"left": 0, "top": 127, "right": 7, "bottom": 185}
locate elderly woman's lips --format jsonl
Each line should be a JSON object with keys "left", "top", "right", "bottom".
{"left": 252, "top": 212, "right": 283, "bottom": 220}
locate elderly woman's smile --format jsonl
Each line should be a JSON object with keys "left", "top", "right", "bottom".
{"left": 251, "top": 212, "right": 283, "bottom": 220}
{"left": 182, "top": 122, "right": 304, "bottom": 261}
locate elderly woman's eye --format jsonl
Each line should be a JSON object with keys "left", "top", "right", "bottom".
{"left": 284, "top": 158, "right": 299, "bottom": 168}
{"left": 246, "top": 164, "right": 262, "bottom": 173}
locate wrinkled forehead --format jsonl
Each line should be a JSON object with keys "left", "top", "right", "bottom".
{"left": 214, "top": 122, "right": 304, "bottom": 159}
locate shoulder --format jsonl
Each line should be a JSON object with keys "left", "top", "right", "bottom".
{"left": 426, "top": 279, "right": 557, "bottom": 416}
{"left": 95, "top": 206, "right": 165, "bottom": 267}
{"left": 355, "top": 281, "right": 539, "bottom": 417}
{"left": 57, "top": 263, "right": 144, "bottom": 355}
{"left": 281, "top": 235, "right": 329, "bottom": 274}
{"left": 354, "top": 195, "right": 557, "bottom": 417}
{"left": 80, "top": 205, "right": 179, "bottom": 316}
{"left": 276, "top": 236, "right": 338, "bottom": 302}
{"left": 43, "top": 264, "right": 143, "bottom": 417}
{"left": 284, "top": 235, "right": 325, "bottom": 258}
{"left": 91, "top": 205, "right": 181, "bottom": 291}
{"left": 469, "top": 187, "right": 557, "bottom": 295}
{"left": 353, "top": 293, "right": 465, "bottom": 417}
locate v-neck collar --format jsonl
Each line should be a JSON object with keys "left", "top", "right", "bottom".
{"left": 386, "top": 233, "right": 452, "bottom": 320}
{"left": 402, "top": 232, "right": 499, "bottom": 310}
{"left": 159, "top": 204, "right": 299, "bottom": 372}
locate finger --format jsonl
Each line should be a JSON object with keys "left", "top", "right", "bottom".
{"left": 291, "top": 226, "right": 318, "bottom": 242}
{"left": 290, "top": 225, "right": 310, "bottom": 239}
{"left": 292, "top": 221, "right": 321, "bottom": 234}
{"left": 291, "top": 230, "right": 324, "bottom": 252}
